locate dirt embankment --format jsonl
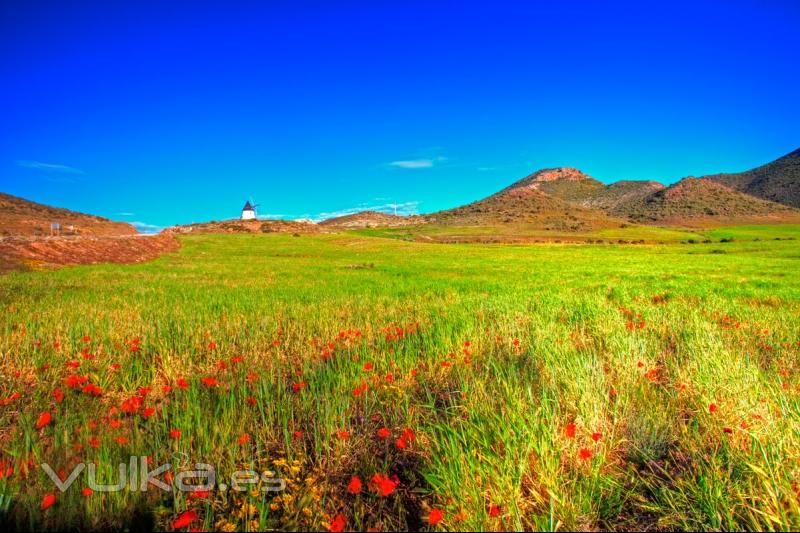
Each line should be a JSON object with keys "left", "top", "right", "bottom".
{"left": 0, "top": 232, "right": 180, "bottom": 272}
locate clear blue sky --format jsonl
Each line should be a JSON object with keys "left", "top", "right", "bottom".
{"left": 1, "top": 0, "right": 798, "bottom": 231}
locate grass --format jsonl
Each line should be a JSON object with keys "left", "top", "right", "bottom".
{"left": 1, "top": 231, "right": 799, "bottom": 531}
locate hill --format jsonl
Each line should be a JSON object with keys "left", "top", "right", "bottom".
{"left": 618, "top": 177, "right": 800, "bottom": 224}
{"left": 704, "top": 148, "right": 800, "bottom": 208}
{"left": 170, "top": 218, "right": 320, "bottom": 234}
{"left": 579, "top": 180, "right": 666, "bottom": 217}
{"left": 425, "top": 168, "right": 625, "bottom": 231}
{"left": 0, "top": 192, "right": 138, "bottom": 236}
{"left": 319, "top": 210, "right": 424, "bottom": 228}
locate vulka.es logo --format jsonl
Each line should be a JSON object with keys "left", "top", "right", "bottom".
{"left": 41, "top": 456, "right": 286, "bottom": 493}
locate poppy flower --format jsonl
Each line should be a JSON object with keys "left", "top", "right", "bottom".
{"left": 89, "top": 436, "right": 101, "bottom": 449}
{"left": 363, "top": 362, "right": 374, "bottom": 371}
{"left": 488, "top": 504, "right": 501, "bottom": 517}
{"left": 591, "top": 432, "right": 602, "bottom": 442}
{"left": 370, "top": 473, "right": 398, "bottom": 497}
{"left": 292, "top": 430, "right": 304, "bottom": 440}
{"left": 142, "top": 407, "right": 156, "bottom": 418}
{"left": 162, "top": 385, "right": 173, "bottom": 394}
{"left": 395, "top": 437, "right": 407, "bottom": 450}
{"left": 347, "top": 475, "right": 362, "bottom": 494}
{"left": 329, "top": 514, "right": 346, "bottom": 533}
{"left": 231, "top": 356, "right": 243, "bottom": 365}
{"left": 172, "top": 510, "right": 197, "bottom": 529}
{"left": 246, "top": 396, "right": 257, "bottom": 406}
{"left": 176, "top": 378, "right": 189, "bottom": 390}
{"left": 41, "top": 493, "right": 56, "bottom": 511}
{"left": 709, "top": 403, "right": 718, "bottom": 414}
{"left": 81, "top": 487, "right": 93, "bottom": 497}
{"left": 238, "top": 433, "right": 251, "bottom": 445}
{"left": 52, "top": 388, "right": 64, "bottom": 403}
{"left": 337, "top": 430, "right": 350, "bottom": 440}
{"left": 170, "top": 429, "right": 182, "bottom": 439}
{"left": 208, "top": 341, "right": 217, "bottom": 350}
{"left": 428, "top": 508, "right": 444, "bottom": 526}
{"left": 36, "top": 412, "right": 52, "bottom": 430}
{"left": 114, "top": 436, "right": 129, "bottom": 445}
{"left": 564, "top": 423, "right": 576, "bottom": 439}
{"left": 578, "top": 448, "right": 593, "bottom": 460}
{"left": 377, "top": 427, "right": 391, "bottom": 440}
{"left": 201, "top": 377, "right": 218, "bottom": 388}
{"left": 723, "top": 427, "right": 733, "bottom": 434}
{"left": 82, "top": 335, "right": 91, "bottom": 343}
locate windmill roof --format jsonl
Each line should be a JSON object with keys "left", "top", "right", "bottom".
{"left": 242, "top": 201, "right": 255, "bottom": 211}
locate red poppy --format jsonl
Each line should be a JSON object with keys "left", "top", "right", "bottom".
{"left": 578, "top": 448, "right": 593, "bottom": 460}
{"left": 723, "top": 427, "right": 733, "bottom": 434}
{"left": 363, "top": 362, "right": 374, "bottom": 371}
{"left": 370, "top": 473, "right": 398, "bottom": 497}
{"left": 591, "top": 432, "right": 602, "bottom": 442}
{"left": 246, "top": 396, "right": 257, "bottom": 406}
{"left": 53, "top": 388, "right": 64, "bottom": 403}
{"left": 89, "top": 436, "right": 101, "bottom": 449}
{"left": 36, "top": 412, "right": 52, "bottom": 430}
{"left": 172, "top": 510, "right": 197, "bottom": 529}
{"left": 377, "top": 427, "right": 391, "bottom": 440}
{"left": 176, "top": 378, "right": 189, "bottom": 390}
{"left": 564, "top": 423, "right": 576, "bottom": 439}
{"left": 66, "top": 360, "right": 80, "bottom": 369}
{"left": 385, "top": 372, "right": 395, "bottom": 383}
{"left": 231, "top": 356, "right": 243, "bottom": 364}
{"left": 162, "top": 385, "right": 173, "bottom": 394}
{"left": 170, "top": 429, "right": 182, "bottom": 439}
{"left": 115, "top": 436, "right": 129, "bottom": 445}
{"left": 142, "top": 407, "right": 156, "bottom": 418}
{"left": 353, "top": 382, "right": 368, "bottom": 397}
{"left": 488, "top": 504, "right": 501, "bottom": 517}
{"left": 337, "top": 430, "right": 350, "bottom": 440}
{"left": 201, "top": 377, "right": 218, "bottom": 387}
{"left": 81, "top": 487, "right": 93, "bottom": 497}
{"left": 329, "top": 514, "right": 346, "bottom": 533}
{"left": 347, "top": 475, "right": 362, "bottom": 494}
{"left": 428, "top": 508, "right": 444, "bottom": 526}
{"left": 292, "top": 430, "right": 304, "bottom": 440}
{"left": 41, "top": 493, "right": 56, "bottom": 511}
{"left": 238, "top": 433, "right": 251, "bottom": 445}
{"left": 395, "top": 437, "right": 407, "bottom": 450}
{"left": 208, "top": 341, "right": 217, "bottom": 350}
{"left": 709, "top": 403, "right": 718, "bottom": 414}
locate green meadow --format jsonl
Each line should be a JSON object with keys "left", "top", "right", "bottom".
{"left": 1, "top": 227, "right": 800, "bottom": 531}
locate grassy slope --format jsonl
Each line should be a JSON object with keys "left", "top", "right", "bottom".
{"left": 1, "top": 232, "right": 800, "bottom": 531}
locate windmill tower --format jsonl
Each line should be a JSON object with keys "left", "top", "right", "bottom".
{"left": 241, "top": 200, "right": 257, "bottom": 220}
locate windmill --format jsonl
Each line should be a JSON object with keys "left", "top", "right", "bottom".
{"left": 241, "top": 199, "right": 259, "bottom": 220}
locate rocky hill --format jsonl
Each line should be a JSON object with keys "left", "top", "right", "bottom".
{"left": 0, "top": 192, "right": 138, "bottom": 237}
{"left": 704, "top": 148, "right": 800, "bottom": 208}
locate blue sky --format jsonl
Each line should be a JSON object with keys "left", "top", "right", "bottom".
{"left": 1, "top": 0, "right": 799, "bottom": 232}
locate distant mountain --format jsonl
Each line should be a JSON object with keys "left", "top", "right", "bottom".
{"left": 319, "top": 210, "right": 424, "bottom": 228}
{"left": 703, "top": 148, "right": 800, "bottom": 208}
{"left": 0, "top": 192, "right": 138, "bottom": 237}
{"left": 170, "top": 218, "right": 319, "bottom": 234}
{"left": 426, "top": 168, "right": 625, "bottom": 231}
{"left": 617, "top": 177, "right": 800, "bottom": 224}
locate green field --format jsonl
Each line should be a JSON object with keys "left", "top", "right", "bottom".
{"left": 1, "top": 229, "right": 800, "bottom": 531}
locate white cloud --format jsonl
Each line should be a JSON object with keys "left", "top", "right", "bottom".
{"left": 117, "top": 212, "right": 135, "bottom": 217}
{"left": 387, "top": 156, "right": 447, "bottom": 169}
{"left": 130, "top": 221, "right": 163, "bottom": 234}
{"left": 17, "top": 160, "right": 84, "bottom": 174}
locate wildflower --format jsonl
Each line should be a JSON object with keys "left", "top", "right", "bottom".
{"left": 114, "top": 436, "right": 129, "bottom": 445}
{"left": 428, "top": 508, "right": 444, "bottom": 526}
{"left": 170, "top": 429, "right": 182, "bottom": 439}
{"left": 371, "top": 473, "right": 398, "bottom": 497}
{"left": 89, "top": 436, "right": 100, "bottom": 449}
{"left": 293, "top": 430, "right": 304, "bottom": 440}
{"left": 709, "top": 403, "right": 718, "bottom": 414}
{"left": 488, "top": 504, "right": 501, "bottom": 517}
{"left": 81, "top": 487, "right": 93, "bottom": 497}
{"left": 347, "top": 475, "right": 362, "bottom": 494}
{"left": 231, "top": 356, "right": 243, "bottom": 364}
{"left": 723, "top": 427, "right": 733, "bottom": 434}
{"left": 395, "top": 437, "right": 407, "bottom": 450}
{"left": 564, "top": 423, "right": 576, "bottom": 439}
{"left": 238, "top": 433, "right": 251, "bottom": 445}
{"left": 176, "top": 378, "right": 189, "bottom": 390}
{"left": 402, "top": 428, "right": 416, "bottom": 442}
{"left": 36, "top": 412, "right": 53, "bottom": 430}
{"left": 377, "top": 427, "right": 391, "bottom": 440}
{"left": 337, "top": 430, "right": 350, "bottom": 440}
{"left": 201, "top": 377, "right": 218, "bottom": 387}
{"left": 142, "top": 407, "right": 156, "bottom": 418}
{"left": 208, "top": 341, "right": 217, "bottom": 350}
{"left": 53, "top": 388, "right": 64, "bottom": 403}
{"left": 363, "top": 362, "right": 374, "bottom": 371}
{"left": 172, "top": 510, "right": 197, "bottom": 529}
{"left": 246, "top": 396, "right": 257, "bottom": 406}
{"left": 329, "top": 514, "right": 346, "bottom": 533}
{"left": 591, "top": 432, "right": 602, "bottom": 442}
{"left": 579, "top": 448, "right": 593, "bottom": 460}
{"left": 82, "top": 335, "right": 91, "bottom": 343}
{"left": 41, "top": 493, "right": 56, "bottom": 511}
